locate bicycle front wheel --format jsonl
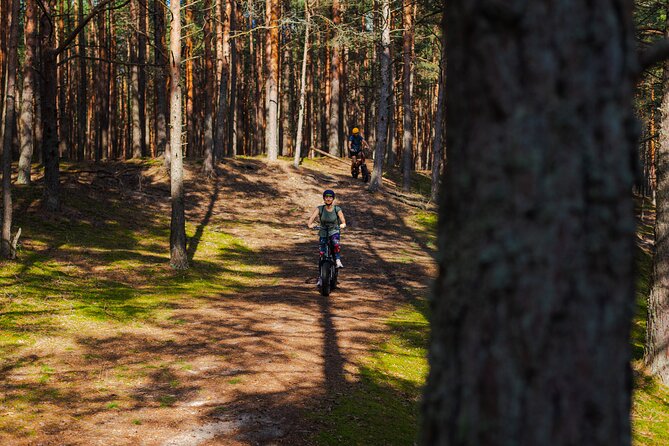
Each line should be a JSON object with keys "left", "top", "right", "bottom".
{"left": 320, "top": 261, "right": 332, "bottom": 296}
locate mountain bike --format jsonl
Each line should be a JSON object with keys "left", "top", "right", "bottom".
{"left": 351, "top": 152, "right": 370, "bottom": 183}
{"left": 313, "top": 226, "right": 339, "bottom": 296}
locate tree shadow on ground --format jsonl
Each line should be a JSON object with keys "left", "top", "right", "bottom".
{"left": 0, "top": 157, "right": 436, "bottom": 445}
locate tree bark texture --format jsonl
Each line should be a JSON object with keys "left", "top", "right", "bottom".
{"left": 430, "top": 5, "right": 446, "bottom": 203}
{"left": 39, "top": 8, "right": 60, "bottom": 211}
{"left": 401, "top": 0, "right": 414, "bottom": 192}
{"left": 265, "top": 0, "right": 279, "bottom": 160}
{"left": 169, "top": 0, "right": 188, "bottom": 270}
{"left": 1, "top": 0, "right": 20, "bottom": 257}
{"left": 646, "top": 2, "right": 669, "bottom": 386}
{"left": 293, "top": 3, "right": 310, "bottom": 169}
{"left": 328, "top": 0, "right": 341, "bottom": 156}
{"left": 154, "top": 0, "right": 169, "bottom": 167}
{"left": 215, "top": 0, "right": 231, "bottom": 159}
{"left": 422, "top": 1, "right": 638, "bottom": 445}
{"left": 76, "top": 0, "right": 87, "bottom": 160}
{"left": 202, "top": 0, "right": 215, "bottom": 176}
{"left": 130, "top": 0, "right": 142, "bottom": 158}
{"left": 369, "top": 0, "right": 390, "bottom": 192}
{"left": 17, "top": 0, "right": 38, "bottom": 185}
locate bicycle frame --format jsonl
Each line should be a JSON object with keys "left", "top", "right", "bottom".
{"left": 313, "top": 226, "right": 339, "bottom": 296}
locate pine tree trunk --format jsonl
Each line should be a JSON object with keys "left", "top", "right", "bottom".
{"left": 154, "top": 0, "right": 169, "bottom": 167}
{"left": 229, "top": 0, "right": 239, "bottom": 157}
{"left": 40, "top": 10, "right": 60, "bottom": 211}
{"left": 1, "top": 0, "right": 20, "bottom": 257}
{"left": 130, "top": 0, "right": 142, "bottom": 158}
{"left": 421, "top": 2, "right": 638, "bottom": 444}
{"left": 430, "top": 6, "right": 446, "bottom": 203}
{"left": 97, "top": 9, "right": 108, "bottom": 161}
{"left": 328, "top": 0, "right": 341, "bottom": 156}
{"left": 17, "top": 0, "right": 38, "bottom": 184}
{"left": 369, "top": 0, "right": 390, "bottom": 192}
{"left": 76, "top": 0, "right": 87, "bottom": 160}
{"left": 293, "top": 3, "right": 310, "bottom": 168}
{"left": 646, "top": 2, "right": 669, "bottom": 387}
{"left": 401, "top": 0, "right": 414, "bottom": 192}
{"left": 215, "top": 0, "right": 230, "bottom": 159}
{"left": 169, "top": 0, "right": 188, "bottom": 270}
{"left": 265, "top": 0, "right": 279, "bottom": 159}
{"left": 202, "top": 0, "right": 215, "bottom": 176}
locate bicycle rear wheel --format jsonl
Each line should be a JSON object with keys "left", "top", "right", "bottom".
{"left": 361, "top": 164, "right": 370, "bottom": 183}
{"left": 330, "top": 265, "right": 338, "bottom": 290}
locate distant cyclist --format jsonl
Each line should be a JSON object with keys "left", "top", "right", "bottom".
{"left": 348, "top": 127, "right": 370, "bottom": 175}
{"left": 307, "top": 189, "right": 347, "bottom": 287}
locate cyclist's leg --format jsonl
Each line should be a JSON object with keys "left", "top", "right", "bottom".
{"left": 330, "top": 232, "right": 341, "bottom": 260}
{"left": 319, "top": 235, "right": 328, "bottom": 258}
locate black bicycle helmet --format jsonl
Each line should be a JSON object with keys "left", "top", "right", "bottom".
{"left": 323, "top": 189, "right": 336, "bottom": 199}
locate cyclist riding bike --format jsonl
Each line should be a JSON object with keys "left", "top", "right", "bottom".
{"left": 307, "top": 189, "right": 347, "bottom": 287}
{"left": 348, "top": 127, "right": 370, "bottom": 176}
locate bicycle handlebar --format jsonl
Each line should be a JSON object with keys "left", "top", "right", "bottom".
{"left": 310, "top": 225, "right": 346, "bottom": 230}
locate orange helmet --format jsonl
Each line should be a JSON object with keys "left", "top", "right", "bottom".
{"left": 352, "top": 128, "right": 360, "bottom": 135}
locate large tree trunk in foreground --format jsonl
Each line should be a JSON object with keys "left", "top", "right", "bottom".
{"left": 422, "top": 1, "right": 638, "bottom": 445}
{"left": 646, "top": 3, "right": 669, "bottom": 386}
{"left": 1, "top": 0, "right": 20, "bottom": 258}
{"left": 169, "top": 0, "right": 188, "bottom": 270}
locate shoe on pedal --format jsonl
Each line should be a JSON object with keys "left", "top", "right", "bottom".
{"left": 316, "top": 277, "right": 322, "bottom": 287}
{"left": 336, "top": 259, "right": 344, "bottom": 268}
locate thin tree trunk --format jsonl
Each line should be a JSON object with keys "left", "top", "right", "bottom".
{"left": 154, "top": 0, "right": 169, "bottom": 167}
{"left": 401, "top": 0, "right": 414, "bottom": 191}
{"left": 202, "top": 0, "right": 215, "bottom": 176}
{"left": 139, "top": 0, "right": 147, "bottom": 156}
{"left": 97, "top": 8, "right": 108, "bottom": 161}
{"left": 293, "top": 2, "right": 310, "bottom": 168}
{"left": 17, "top": 0, "right": 38, "bottom": 184}
{"left": 169, "top": 0, "right": 187, "bottom": 269}
{"left": 422, "top": 1, "right": 638, "bottom": 444}
{"left": 1, "top": 0, "right": 20, "bottom": 257}
{"left": 265, "top": 0, "right": 279, "bottom": 159}
{"left": 129, "top": 0, "right": 142, "bottom": 158}
{"left": 369, "top": 0, "right": 391, "bottom": 192}
{"left": 39, "top": 8, "right": 60, "bottom": 211}
{"left": 430, "top": 7, "right": 446, "bottom": 203}
{"left": 229, "top": 0, "right": 239, "bottom": 157}
{"left": 328, "top": 0, "right": 341, "bottom": 156}
{"left": 76, "top": 0, "right": 87, "bottom": 160}
{"left": 215, "top": 0, "right": 231, "bottom": 159}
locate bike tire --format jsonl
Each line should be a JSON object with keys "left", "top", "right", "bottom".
{"left": 320, "top": 261, "right": 332, "bottom": 296}
{"left": 361, "top": 165, "right": 370, "bottom": 183}
{"left": 331, "top": 268, "right": 338, "bottom": 290}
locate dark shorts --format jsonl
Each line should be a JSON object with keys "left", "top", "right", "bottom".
{"left": 349, "top": 149, "right": 362, "bottom": 158}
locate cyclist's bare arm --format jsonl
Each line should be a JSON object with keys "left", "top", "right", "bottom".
{"left": 307, "top": 207, "right": 320, "bottom": 228}
{"left": 337, "top": 211, "right": 347, "bottom": 228}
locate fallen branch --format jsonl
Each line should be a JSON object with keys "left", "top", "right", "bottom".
{"left": 309, "top": 147, "right": 349, "bottom": 166}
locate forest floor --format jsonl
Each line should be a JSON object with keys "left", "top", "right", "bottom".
{"left": 0, "top": 156, "right": 437, "bottom": 445}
